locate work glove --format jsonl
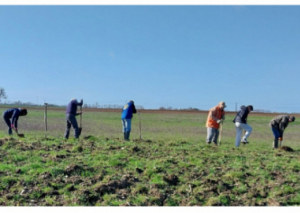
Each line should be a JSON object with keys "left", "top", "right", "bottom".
{"left": 11, "top": 125, "right": 18, "bottom": 133}
{"left": 279, "top": 137, "right": 283, "bottom": 141}
{"left": 217, "top": 119, "right": 223, "bottom": 124}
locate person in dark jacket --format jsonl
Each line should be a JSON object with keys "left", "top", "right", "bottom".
{"left": 2, "top": 108, "right": 27, "bottom": 135}
{"left": 269, "top": 115, "right": 295, "bottom": 149}
{"left": 64, "top": 99, "right": 83, "bottom": 139}
{"left": 233, "top": 105, "right": 253, "bottom": 147}
{"left": 121, "top": 100, "right": 137, "bottom": 141}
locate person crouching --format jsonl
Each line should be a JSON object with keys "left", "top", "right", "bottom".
{"left": 269, "top": 115, "right": 295, "bottom": 149}
{"left": 2, "top": 108, "right": 27, "bottom": 135}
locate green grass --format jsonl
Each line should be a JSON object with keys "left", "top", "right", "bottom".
{"left": 1, "top": 108, "right": 300, "bottom": 206}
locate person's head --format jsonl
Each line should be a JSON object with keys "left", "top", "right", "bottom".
{"left": 20, "top": 108, "right": 27, "bottom": 116}
{"left": 247, "top": 105, "right": 253, "bottom": 112}
{"left": 218, "top": 101, "right": 226, "bottom": 109}
{"left": 289, "top": 116, "right": 295, "bottom": 122}
{"left": 129, "top": 100, "right": 134, "bottom": 104}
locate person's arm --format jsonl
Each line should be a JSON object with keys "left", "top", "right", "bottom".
{"left": 11, "top": 110, "right": 20, "bottom": 130}
{"left": 132, "top": 103, "right": 137, "bottom": 114}
{"left": 240, "top": 108, "right": 249, "bottom": 123}
{"left": 77, "top": 99, "right": 83, "bottom": 106}
{"left": 221, "top": 110, "right": 225, "bottom": 120}
{"left": 278, "top": 117, "right": 289, "bottom": 138}
{"left": 208, "top": 107, "right": 219, "bottom": 121}
{"left": 75, "top": 99, "right": 83, "bottom": 115}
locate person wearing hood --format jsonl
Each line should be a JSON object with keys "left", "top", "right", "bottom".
{"left": 2, "top": 108, "right": 27, "bottom": 135}
{"left": 64, "top": 98, "right": 83, "bottom": 139}
{"left": 269, "top": 115, "right": 295, "bottom": 149}
{"left": 233, "top": 105, "right": 253, "bottom": 147}
{"left": 206, "top": 101, "right": 226, "bottom": 145}
{"left": 121, "top": 100, "right": 137, "bottom": 141}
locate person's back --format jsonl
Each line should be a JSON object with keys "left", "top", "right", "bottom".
{"left": 269, "top": 115, "right": 289, "bottom": 128}
{"left": 121, "top": 101, "right": 136, "bottom": 119}
{"left": 4, "top": 108, "right": 20, "bottom": 118}
{"left": 233, "top": 105, "right": 249, "bottom": 124}
{"left": 66, "top": 99, "right": 81, "bottom": 115}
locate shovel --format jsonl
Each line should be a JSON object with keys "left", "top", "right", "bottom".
{"left": 138, "top": 111, "right": 142, "bottom": 141}
{"left": 14, "top": 129, "right": 24, "bottom": 138}
{"left": 78, "top": 105, "right": 82, "bottom": 136}
{"left": 279, "top": 139, "right": 283, "bottom": 147}
{"left": 218, "top": 122, "right": 223, "bottom": 146}
{"left": 17, "top": 133, "right": 25, "bottom": 138}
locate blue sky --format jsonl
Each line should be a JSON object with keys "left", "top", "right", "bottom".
{"left": 1, "top": 5, "right": 300, "bottom": 112}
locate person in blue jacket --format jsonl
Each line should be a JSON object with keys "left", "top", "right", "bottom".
{"left": 64, "top": 99, "right": 83, "bottom": 139}
{"left": 233, "top": 105, "right": 253, "bottom": 147}
{"left": 2, "top": 108, "right": 28, "bottom": 135}
{"left": 121, "top": 100, "right": 137, "bottom": 141}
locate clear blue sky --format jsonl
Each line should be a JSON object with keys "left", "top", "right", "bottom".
{"left": 1, "top": 5, "right": 300, "bottom": 112}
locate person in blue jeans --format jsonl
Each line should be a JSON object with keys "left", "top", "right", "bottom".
{"left": 269, "top": 115, "right": 295, "bottom": 149}
{"left": 2, "top": 108, "right": 27, "bottom": 135}
{"left": 64, "top": 99, "right": 83, "bottom": 139}
{"left": 121, "top": 100, "right": 137, "bottom": 141}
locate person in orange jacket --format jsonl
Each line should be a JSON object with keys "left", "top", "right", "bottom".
{"left": 206, "top": 102, "right": 226, "bottom": 145}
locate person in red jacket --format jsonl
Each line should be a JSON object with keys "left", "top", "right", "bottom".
{"left": 206, "top": 102, "right": 226, "bottom": 145}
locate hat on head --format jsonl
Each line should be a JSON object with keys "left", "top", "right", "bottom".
{"left": 219, "top": 101, "right": 227, "bottom": 108}
{"left": 247, "top": 105, "right": 253, "bottom": 111}
{"left": 289, "top": 116, "right": 295, "bottom": 122}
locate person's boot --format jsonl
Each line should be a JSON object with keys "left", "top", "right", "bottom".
{"left": 64, "top": 129, "right": 70, "bottom": 139}
{"left": 75, "top": 127, "right": 80, "bottom": 139}
{"left": 123, "top": 132, "right": 127, "bottom": 141}
{"left": 273, "top": 139, "right": 279, "bottom": 149}
{"left": 126, "top": 131, "right": 131, "bottom": 141}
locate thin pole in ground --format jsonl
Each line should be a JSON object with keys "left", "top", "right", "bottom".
{"left": 218, "top": 122, "right": 223, "bottom": 146}
{"left": 80, "top": 105, "right": 82, "bottom": 129}
{"left": 79, "top": 105, "right": 82, "bottom": 137}
{"left": 138, "top": 110, "right": 142, "bottom": 141}
{"left": 44, "top": 103, "right": 48, "bottom": 139}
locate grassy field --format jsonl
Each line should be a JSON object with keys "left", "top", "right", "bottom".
{"left": 1, "top": 108, "right": 300, "bottom": 206}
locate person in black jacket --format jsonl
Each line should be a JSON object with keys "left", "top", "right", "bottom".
{"left": 2, "top": 108, "right": 27, "bottom": 135}
{"left": 233, "top": 105, "right": 253, "bottom": 147}
{"left": 64, "top": 99, "right": 83, "bottom": 139}
{"left": 269, "top": 115, "right": 295, "bottom": 149}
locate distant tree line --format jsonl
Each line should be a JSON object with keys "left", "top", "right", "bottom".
{"left": 1, "top": 100, "right": 63, "bottom": 108}
{"left": 83, "top": 103, "right": 144, "bottom": 110}
{"left": 159, "top": 106, "right": 201, "bottom": 111}
{"left": 253, "top": 109, "right": 272, "bottom": 113}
